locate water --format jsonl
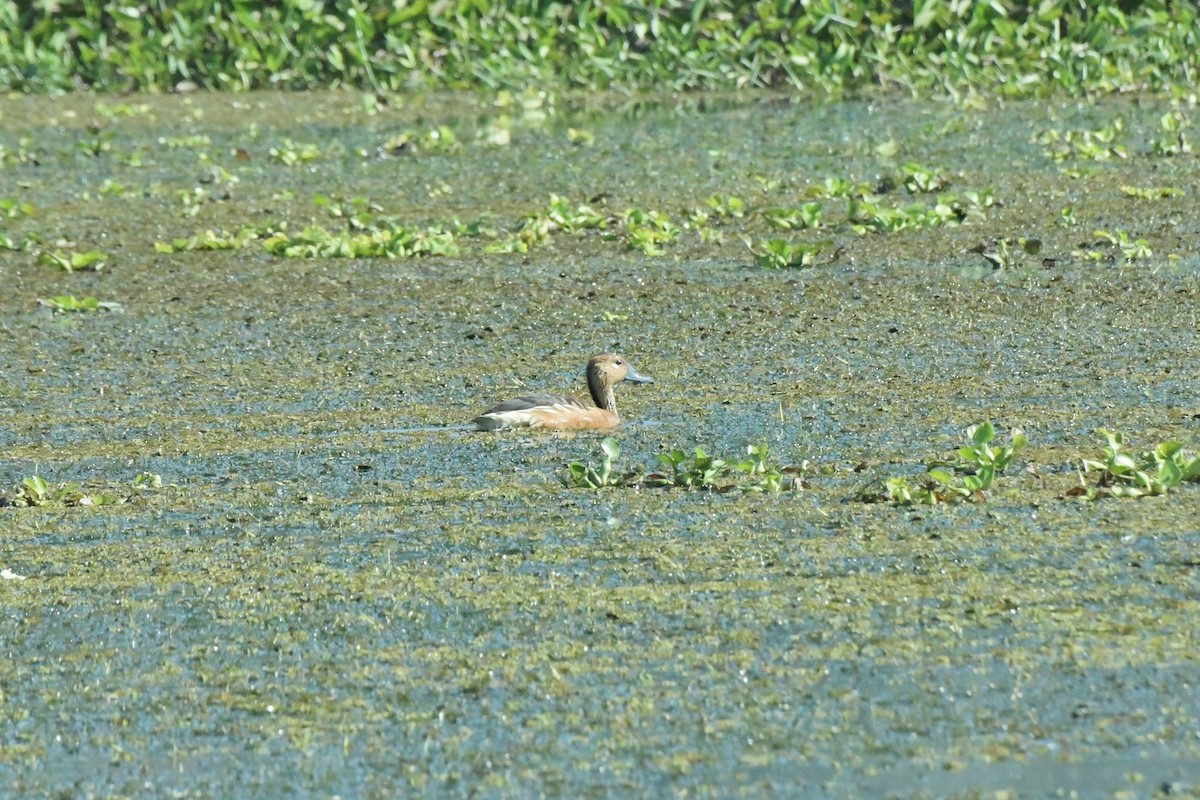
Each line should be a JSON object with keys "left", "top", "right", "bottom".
{"left": 2, "top": 90, "right": 1199, "bottom": 797}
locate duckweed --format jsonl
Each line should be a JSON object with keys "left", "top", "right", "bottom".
{"left": 2, "top": 90, "right": 1199, "bottom": 798}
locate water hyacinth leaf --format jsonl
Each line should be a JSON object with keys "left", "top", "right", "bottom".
{"left": 1158, "top": 458, "right": 1183, "bottom": 488}
{"left": 1110, "top": 453, "right": 1139, "bottom": 473}
{"left": 969, "top": 421, "right": 995, "bottom": 446}
{"left": 928, "top": 468, "right": 956, "bottom": 485}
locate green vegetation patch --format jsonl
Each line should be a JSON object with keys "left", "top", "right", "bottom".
{"left": 2, "top": 2, "right": 1197, "bottom": 97}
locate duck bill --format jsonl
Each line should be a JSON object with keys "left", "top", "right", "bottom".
{"left": 624, "top": 365, "right": 654, "bottom": 384}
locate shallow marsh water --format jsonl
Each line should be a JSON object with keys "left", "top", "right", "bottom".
{"left": 2, "top": 90, "right": 1199, "bottom": 797}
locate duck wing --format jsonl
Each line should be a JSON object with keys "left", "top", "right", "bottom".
{"left": 480, "top": 393, "right": 589, "bottom": 415}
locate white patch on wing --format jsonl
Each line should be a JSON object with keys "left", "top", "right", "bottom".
{"left": 473, "top": 409, "right": 538, "bottom": 430}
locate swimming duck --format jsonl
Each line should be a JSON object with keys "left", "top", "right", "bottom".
{"left": 472, "top": 353, "right": 654, "bottom": 431}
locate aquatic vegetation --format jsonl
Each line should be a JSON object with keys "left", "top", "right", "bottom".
{"left": 807, "top": 177, "right": 872, "bottom": 200}
{"left": 1119, "top": 185, "right": 1184, "bottom": 200}
{"left": 154, "top": 176, "right": 1003, "bottom": 266}
{"left": 379, "top": 126, "right": 460, "bottom": 156}
{"left": 970, "top": 237, "right": 1042, "bottom": 270}
{"left": 563, "top": 441, "right": 802, "bottom": 492}
{"left": 0, "top": 136, "right": 40, "bottom": 166}
{"left": 848, "top": 192, "right": 989, "bottom": 234}
{"left": 175, "top": 187, "right": 212, "bottom": 218}
{"left": 155, "top": 228, "right": 257, "bottom": 253}
{"left": 933, "top": 421, "right": 1027, "bottom": 492}
{"left": 763, "top": 203, "right": 823, "bottom": 231}
{"left": 1, "top": 472, "right": 165, "bottom": 508}
{"left": 485, "top": 194, "right": 613, "bottom": 253}
{"left": 622, "top": 208, "right": 679, "bottom": 255}
{"left": 562, "top": 437, "right": 626, "bottom": 489}
{"left": 313, "top": 193, "right": 384, "bottom": 230}
{"left": 4, "top": 2, "right": 1196, "bottom": 98}
{"left": 1035, "top": 119, "right": 1128, "bottom": 162}
{"left": 0, "top": 198, "right": 35, "bottom": 218}
{"left": 866, "top": 422, "right": 1027, "bottom": 505}
{"left": 732, "top": 444, "right": 807, "bottom": 494}
{"left": 268, "top": 138, "right": 323, "bottom": 166}
{"left": 704, "top": 194, "right": 746, "bottom": 220}
{"left": 648, "top": 446, "right": 733, "bottom": 490}
{"left": 1153, "top": 110, "right": 1192, "bottom": 156}
{"left": 262, "top": 223, "right": 460, "bottom": 259}
{"left": 37, "top": 295, "right": 121, "bottom": 313}
{"left": 158, "top": 133, "right": 213, "bottom": 149}
{"left": 3, "top": 477, "right": 110, "bottom": 508}
{"left": 1070, "top": 430, "right": 1200, "bottom": 500}
{"left": 98, "top": 178, "right": 137, "bottom": 198}
{"left": 644, "top": 443, "right": 803, "bottom": 492}
{"left": 901, "top": 162, "right": 949, "bottom": 194}
{"left": 37, "top": 248, "right": 108, "bottom": 272}
{"left": 75, "top": 127, "right": 116, "bottom": 158}
{"left": 0, "top": 232, "right": 35, "bottom": 251}
{"left": 566, "top": 127, "right": 594, "bottom": 146}
{"left": 132, "top": 472, "right": 165, "bottom": 491}
{"left": 1092, "top": 229, "right": 1153, "bottom": 262}
{"left": 541, "top": 194, "right": 611, "bottom": 233}
{"left": 752, "top": 238, "right": 823, "bottom": 269}
{"left": 95, "top": 100, "right": 152, "bottom": 118}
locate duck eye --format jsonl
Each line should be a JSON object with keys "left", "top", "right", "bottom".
{"left": 615, "top": 359, "right": 623, "bottom": 365}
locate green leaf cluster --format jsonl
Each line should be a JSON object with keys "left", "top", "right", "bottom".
{"left": 563, "top": 437, "right": 625, "bottom": 489}
{"left": 563, "top": 440, "right": 804, "bottom": 493}
{"left": 873, "top": 421, "right": 1027, "bottom": 505}
{"left": 1076, "top": 430, "right": 1200, "bottom": 499}
{"left": 0, "top": 473, "right": 162, "bottom": 508}
{"left": 2, "top": 2, "right": 1196, "bottom": 97}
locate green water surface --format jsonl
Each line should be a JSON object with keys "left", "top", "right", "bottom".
{"left": 1, "top": 90, "right": 1198, "bottom": 798}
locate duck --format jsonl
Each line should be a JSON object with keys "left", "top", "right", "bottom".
{"left": 472, "top": 353, "right": 654, "bottom": 431}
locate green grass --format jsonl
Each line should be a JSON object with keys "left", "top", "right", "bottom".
{"left": 2, "top": 2, "right": 1197, "bottom": 97}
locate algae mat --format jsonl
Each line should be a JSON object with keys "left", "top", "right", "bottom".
{"left": 2, "top": 91, "right": 1199, "bottom": 798}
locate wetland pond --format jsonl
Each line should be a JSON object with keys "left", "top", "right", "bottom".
{"left": 2, "top": 90, "right": 1199, "bottom": 798}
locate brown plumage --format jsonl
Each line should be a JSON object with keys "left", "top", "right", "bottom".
{"left": 472, "top": 353, "right": 654, "bottom": 431}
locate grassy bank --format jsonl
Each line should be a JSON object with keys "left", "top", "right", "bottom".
{"left": 2, "top": 1, "right": 1197, "bottom": 97}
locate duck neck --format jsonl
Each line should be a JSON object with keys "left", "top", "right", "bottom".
{"left": 587, "top": 371, "right": 617, "bottom": 413}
